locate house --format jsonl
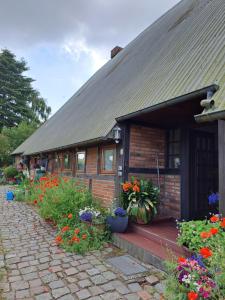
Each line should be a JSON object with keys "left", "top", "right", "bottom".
{"left": 13, "top": 0, "right": 225, "bottom": 221}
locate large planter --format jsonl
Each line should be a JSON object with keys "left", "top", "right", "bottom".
{"left": 129, "top": 206, "right": 154, "bottom": 225}
{"left": 106, "top": 216, "right": 128, "bottom": 233}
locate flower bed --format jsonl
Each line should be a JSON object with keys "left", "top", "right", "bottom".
{"left": 165, "top": 215, "right": 225, "bottom": 299}
{"left": 18, "top": 175, "right": 110, "bottom": 254}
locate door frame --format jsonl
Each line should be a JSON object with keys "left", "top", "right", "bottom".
{"left": 180, "top": 123, "right": 218, "bottom": 220}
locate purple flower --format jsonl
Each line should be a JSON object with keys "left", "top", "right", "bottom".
{"left": 190, "top": 254, "right": 205, "bottom": 268}
{"left": 208, "top": 193, "right": 219, "bottom": 205}
{"left": 80, "top": 212, "right": 93, "bottom": 222}
{"left": 114, "top": 207, "right": 127, "bottom": 217}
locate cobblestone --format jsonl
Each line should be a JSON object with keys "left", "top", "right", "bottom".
{"left": 0, "top": 186, "right": 165, "bottom": 300}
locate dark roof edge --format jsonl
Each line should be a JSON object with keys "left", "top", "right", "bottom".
{"left": 116, "top": 84, "right": 219, "bottom": 122}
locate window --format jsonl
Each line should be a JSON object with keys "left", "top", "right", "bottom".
{"left": 167, "top": 129, "right": 181, "bottom": 169}
{"left": 76, "top": 151, "right": 86, "bottom": 171}
{"left": 54, "top": 154, "right": 60, "bottom": 170}
{"left": 64, "top": 153, "right": 71, "bottom": 169}
{"left": 101, "top": 147, "right": 116, "bottom": 173}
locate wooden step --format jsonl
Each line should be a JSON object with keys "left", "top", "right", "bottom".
{"left": 129, "top": 223, "right": 183, "bottom": 255}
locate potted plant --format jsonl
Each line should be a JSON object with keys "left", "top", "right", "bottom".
{"left": 79, "top": 206, "right": 106, "bottom": 232}
{"left": 121, "top": 178, "right": 159, "bottom": 225}
{"left": 106, "top": 207, "right": 128, "bottom": 233}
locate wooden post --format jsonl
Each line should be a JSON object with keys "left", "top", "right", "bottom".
{"left": 218, "top": 120, "right": 225, "bottom": 216}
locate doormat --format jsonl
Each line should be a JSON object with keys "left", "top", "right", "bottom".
{"left": 106, "top": 255, "right": 147, "bottom": 276}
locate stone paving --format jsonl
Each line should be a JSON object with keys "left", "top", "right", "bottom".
{"left": 0, "top": 186, "right": 166, "bottom": 300}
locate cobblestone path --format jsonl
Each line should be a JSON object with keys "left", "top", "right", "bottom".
{"left": 0, "top": 186, "right": 166, "bottom": 300}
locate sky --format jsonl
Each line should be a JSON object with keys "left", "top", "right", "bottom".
{"left": 0, "top": 0, "right": 180, "bottom": 114}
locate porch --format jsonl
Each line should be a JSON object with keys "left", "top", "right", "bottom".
{"left": 118, "top": 85, "right": 225, "bottom": 220}
{"left": 113, "top": 219, "right": 189, "bottom": 270}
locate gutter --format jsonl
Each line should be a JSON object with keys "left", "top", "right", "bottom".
{"left": 116, "top": 84, "right": 219, "bottom": 122}
{"left": 195, "top": 109, "right": 225, "bottom": 123}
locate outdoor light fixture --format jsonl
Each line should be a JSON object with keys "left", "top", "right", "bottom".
{"left": 200, "top": 89, "right": 215, "bottom": 109}
{"left": 113, "top": 125, "right": 122, "bottom": 143}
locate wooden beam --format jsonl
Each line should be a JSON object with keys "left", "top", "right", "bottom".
{"left": 180, "top": 128, "right": 190, "bottom": 220}
{"left": 218, "top": 120, "right": 225, "bottom": 216}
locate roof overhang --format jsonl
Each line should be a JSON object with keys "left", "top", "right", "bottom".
{"left": 116, "top": 84, "right": 219, "bottom": 124}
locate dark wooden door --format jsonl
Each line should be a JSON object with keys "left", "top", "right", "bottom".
{"left": 190, "top": 130, "right": 218, "bottom": 219}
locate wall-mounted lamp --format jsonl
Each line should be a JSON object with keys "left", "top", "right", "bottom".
{"left": 200, "top": 90, "right": 215, "bottom": 109}
{"left": 113, "top": 125, "right": 122, "bottom": 143}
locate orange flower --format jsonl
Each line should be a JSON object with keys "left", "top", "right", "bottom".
{"left": 133, "top": 185, "right": 140, "bottom": 193}
{"left": 200, "top": 231, "right": 211, "bottom": 239}
{"left": 74, "top": 228, "right": 80, "bottom": 235}
{"left": 33, "top": 200, "right": 38, "bottom": 205}
{"left": 210, "top": 215, "right": 219, "bottom": 223}
{"left": 82, "top": 234, "right": 87, "bottom": 240}
{"left": 188, "top": 291, "right": 198, "bottom": 300}
{"left": 122, "top": 182, "right": 133, "bottom": 192}
{"left": 72, "top": 236, "right": 80, "bottom": 243}
{"left": 178, "top": 257, "right": 186, "bottom": 263}
{"left": 68, "top": 213, "right": 73, "bottom": 219}
{"left": 55, "top": 235, "right": 62, "bottom": 244}
{"left": 210, "top": 228, "right": 219, "bottom": 235}
{"left": 199, "top": 247, "right": 212, "bottom": 259}
{"left": 220, "top": 218, "right": 225, "bottom": 228}
{"left": 61, "top": 226, "right": 70, "bottom": 232}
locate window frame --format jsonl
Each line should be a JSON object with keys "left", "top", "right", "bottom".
{"left": 100, "top": 145, "right": 116, "bottom": 174}
{"left": 166, "top": 129, "right": 181, "bottom": 170}
{"left": 63, "top": 153, "right": 71, "bottom": 170}
{"left": 54, "top": 153, "right": 60, "bottom": 171}
{"left": 76, "top": 151, "right": 86, "bottom": 172}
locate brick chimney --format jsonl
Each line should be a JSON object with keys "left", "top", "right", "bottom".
{"left": 111, "top": 46, "right": 123, "bottom": 59}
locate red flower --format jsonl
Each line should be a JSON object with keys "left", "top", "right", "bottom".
{"left": 40, "top": 177, "right": 48, "bottom": 182}
{"left": 82, "top": 234, "right": 87, "bottom": 240}
{"left": 188, "top": 291, "right": 198, "bottom": 300}
{"left": 178, "top": 257, "right": 186, "bottom": 263}
{"left": 133, "top": 185, "right": 140, "bottom": 193}
{"left": 210, "top": 215, "right": 219, "bottom": 223}
{"left": 199, "top": 247, "right": 212, "bottom": 259}
{"left": 210, "top": 228, "right": 219, "bottom": 235}
{"left": 71, "top": 236, "right": 80, "bottom": 243}
{"left": 220, "top": 218, "right": 225, "bottom": 228}
{"left": 68, "top": 213, "right": 73, "bottom": 219}
{"left": 74, "top": 228, "right": 80, "bottom": 235}
{"left": 200, "top": 231, "right": 211, "bottom": 239}
{"left": 33, "top": 200, "right": 38, "bottom": 205}
{"left": 61, "top": 226, "right": 70, "bottom": 232}
{"left": 55, "top": 236, "right": 62, "bottom": 244}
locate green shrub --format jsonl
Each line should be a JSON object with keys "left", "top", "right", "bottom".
{"left": 24, "top": 175, "right": 110, "bottom": 254}
{"left": 165, "top": 217, "right": 225, "bottom": 299}
{"left": 177, "top": 219, "right": 225, "bottom": 251}
{"left": 37, "top": 179, "right": 93, "bottom": 223}
{"left": 4, "top": 166, "right": 18, "bottom": 179}
{"left": 14, "top": 189, "right": 25, "bottom": 201}
{"left": 56, "top": 222, "right": 107, "bottom": 254}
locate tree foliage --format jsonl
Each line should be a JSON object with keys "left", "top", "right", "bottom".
{"left": 0, "top": 49, "right": 51, "bottom": 130}
{"left": 0, "top": 121, "right": 38, "bottom": 167}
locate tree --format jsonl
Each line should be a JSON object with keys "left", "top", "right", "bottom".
{"left": 0, "top": 49, "right": 51, "bottom": 130}
{"left": 0, "top": 121, "right": 38, "bottom": 167}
